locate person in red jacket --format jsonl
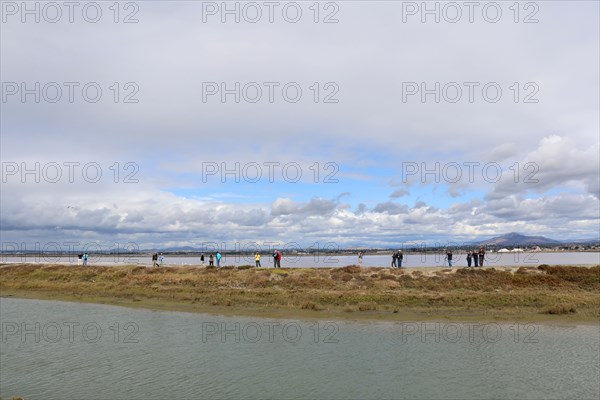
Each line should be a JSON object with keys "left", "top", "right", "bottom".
{"left": 273, "top": 249, "right": 282, "bottom": 268}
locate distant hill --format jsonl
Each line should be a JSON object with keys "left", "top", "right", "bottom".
{"left": 162, "top": 246, "right": 199, "bottom": 252}
{"left": 566, "top": 238, "right": 600, "bottom": 245}
{"left": 476, "top": 232, "right": 561, "bottom": 247}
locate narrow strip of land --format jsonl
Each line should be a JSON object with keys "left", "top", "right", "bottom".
{"left": 1, "top": 264, "right": 598, "bottom": 323}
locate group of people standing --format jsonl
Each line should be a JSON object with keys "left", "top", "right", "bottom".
{"left": 466, "top": 247, "right": 485, "bottom": 267}
{"left": 194, "top": 250, "right": 282, "bottom": 268}
{"left": 445, "top": 247, "right": 485, "bottom": 268}
{"left": 151, "top": 252, "right": 164, "bottom": 267}
{"left": 77, "top": 252, "right": 89, "bottom": 266}
{"left": 391, "top": 250, "right": 404, "bottom": 268}
{"left": 148, "top": 247, "right": 487, "bottom": 269}
{"left": 199, "top": 252, "right": 222, "bottom": 267}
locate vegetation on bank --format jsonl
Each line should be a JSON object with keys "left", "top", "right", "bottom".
{"left": 1, "top": 264, "right": 599, "bottom": 321}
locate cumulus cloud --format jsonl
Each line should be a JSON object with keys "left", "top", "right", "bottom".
{"left": 487, "top": 136, "right": 600, "bottom": 200}
{"left": 2, "top": 184, "right": 598, "bottom": 247}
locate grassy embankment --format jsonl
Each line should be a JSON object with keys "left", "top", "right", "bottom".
{"left": 1, "top": 263, "right": 599, "bottom": 322}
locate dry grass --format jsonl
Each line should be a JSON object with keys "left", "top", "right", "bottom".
{"left": 1, "top": 264, "right": 599, "bottom": 320}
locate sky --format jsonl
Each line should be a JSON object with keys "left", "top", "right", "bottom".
{"left": 1, "top": 0, "right": 599, "bottom": 251}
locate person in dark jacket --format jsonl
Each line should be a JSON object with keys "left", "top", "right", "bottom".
{"left": 478, "top": 246, "right": 485, "bottom": 267}
{"left": 446, "top": 250, "right": 453, "bottom": 268}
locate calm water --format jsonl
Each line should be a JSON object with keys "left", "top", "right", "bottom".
{"left": 2, "top": 251, "right": 599, "bottom": 268}
{"left": 1, "top": 298, "right": 599, "bottom": 399}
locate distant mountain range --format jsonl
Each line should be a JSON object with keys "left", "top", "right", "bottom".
{"left": 126, "top": 233, "right": 599, "bottom": 252}
{"left": 475, "top": 232, "right": 562, "bottom": 247}
{"left": 155, "top": 233, "right": 597, "bottom": 251}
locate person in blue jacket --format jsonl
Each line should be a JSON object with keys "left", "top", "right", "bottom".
{"left": 216, "top": 251, "right": 222, "bottom": 267}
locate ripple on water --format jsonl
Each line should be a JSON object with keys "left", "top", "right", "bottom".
{"left": 0, "top": 298, "right": 598, "bottom": 399}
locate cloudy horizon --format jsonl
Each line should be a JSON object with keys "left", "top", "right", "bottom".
{"left": 1, "top": 0, "right": 599, "bottom": 250}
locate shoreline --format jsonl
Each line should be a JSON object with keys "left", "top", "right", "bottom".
{"left": 1, "top": 261, "right": 599, "bottom": 270}
{"left": 3, "top": 288, "right": 598, "bottom": 326}
{"left": 2, "top": 249, "right": 599, "bottom": 268}
{"left": 1, "top": 263, "right": 599, "bottom": 324}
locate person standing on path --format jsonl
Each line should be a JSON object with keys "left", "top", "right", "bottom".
{"left": 446, "top": 250, "right": 453, "bottom": 268}
{"left": 152, "top": 253, "right": 159, "bottom": 268}
{"left": 273, "top": 250, "right": 282, "bottom": 268}
{"left": 255, "top": 252, "right": 261, "bottom": 268}
{"left": 473, "top": 249, "right": 479, "bottom": 267}
{"left": 209, "top": 253, "right": 214, "bottom": 266}
{"left": 200, "top": 253, "right": 205, "bottom": 266}
{"left": 467, "top": 251, "right": 472, "bottom": 268}
{"left": 478, "top": 246, "right": 485, "bottom": 267}
{"left": 391, "top": 252, "right": 397, "bottom": 268}
{"left": 397, "top": 250, "right": 404, "bottom": 268}
{"left": 216, "top": 251, "right": 222, "bottom": 267}
{"left": 358, "top": 251, "right": 363, "bottom": 267}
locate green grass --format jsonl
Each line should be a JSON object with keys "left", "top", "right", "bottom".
{"left": 1, "top": 263, "right": 599, "bottom": 321}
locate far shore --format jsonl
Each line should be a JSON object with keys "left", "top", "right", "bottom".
{"left": 1, "top": 263, "right": 598, "bottom": 324}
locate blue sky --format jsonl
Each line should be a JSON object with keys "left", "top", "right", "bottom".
{"left": 1, "top": 1, "right": 599, "bottom": 249}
